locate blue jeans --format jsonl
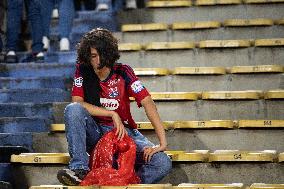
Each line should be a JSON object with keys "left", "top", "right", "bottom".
{"left": 40, "top": 0, "right": 74, "bottom": 39}
{"left": 6, "top": 0, "right": 43, "bottom": 53}
{"left": 64, "top": 102, "right": 172, "bottom": 184}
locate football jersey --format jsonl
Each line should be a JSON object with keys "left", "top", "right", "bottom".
{"left": 72, "top": 63, "right": 150, "bottom": 129}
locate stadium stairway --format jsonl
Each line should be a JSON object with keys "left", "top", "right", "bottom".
{"left": 0, "top": 1, "right": 284, "bottom": 188}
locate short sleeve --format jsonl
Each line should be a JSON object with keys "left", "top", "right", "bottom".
{"left": 122, "top": 65, "right": 150, "bottom": 107}
{"left": 71, "top": 64, "right": 84, "bottom": 98}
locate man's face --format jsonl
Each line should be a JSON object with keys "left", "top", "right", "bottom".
{"left": 90, "top": 48, "right": 100, "bottom": 70}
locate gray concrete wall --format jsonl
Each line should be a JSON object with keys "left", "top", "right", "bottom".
{"left": 118, "top": 26, "right": 284, "bottom": 43}
{"left": 118, "top": 4, "right": 284, "bottom": 24}
{"left": 120, "top": 47, "right": 284, "bottom": 68}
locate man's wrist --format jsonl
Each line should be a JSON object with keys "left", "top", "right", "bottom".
{"left": 109, "top": 111, "right": 117, "bottom": 118}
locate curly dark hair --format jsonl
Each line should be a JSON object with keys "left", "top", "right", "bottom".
{"left": 77, "top": 28, "right": 120, "bottom": 69}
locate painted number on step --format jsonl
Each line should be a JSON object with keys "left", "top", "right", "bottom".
{"left": 234, "top": 153, "right": 242, "bottom": 159}
{"left": 198, "top": 121, "right": 206, "bottom": 127}
{"left": 34, "top": 157, "right": 42, "bottom": 163}
{"left": 264, "top": 120, "right": 272, "bottom": 126}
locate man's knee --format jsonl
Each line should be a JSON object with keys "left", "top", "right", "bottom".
{"left": 64, "top": 102, "right": 85, "bottom": 117}
{"left": 153, "top": 152, "right": 172, "bottom": 176}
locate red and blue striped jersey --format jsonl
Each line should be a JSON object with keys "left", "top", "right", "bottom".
{"left": 72, "top": 63, "right": 150, "bottom": 129}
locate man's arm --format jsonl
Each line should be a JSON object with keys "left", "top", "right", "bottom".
{"left": 141, "top": 96, "right": 167, "bottom": 162}
{"left": 72, "top": 96, "right": 127, "bottom": 140}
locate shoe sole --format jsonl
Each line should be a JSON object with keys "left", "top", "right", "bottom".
{"left": 57, "top": 169, "right": 81, "bottom": 186}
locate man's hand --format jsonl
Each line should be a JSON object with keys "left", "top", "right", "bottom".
{"left": 143, "top": 144, "right": 167, "bottom": 163}
{"left": 111, "top": 112, "right": 127, "bottom": 140}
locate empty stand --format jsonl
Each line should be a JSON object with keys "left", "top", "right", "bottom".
{"left": 2, "top": 0, "right": 284, "bottom": 187}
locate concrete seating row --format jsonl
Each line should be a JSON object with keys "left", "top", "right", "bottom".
{"left": 10, "top": 151, "right": 284, "bottom": 164}
{"left": 127, "top": 90, "right": 284, "bottom": 100}
{"left": 132, "top": 65, "right": 284, "bottom": 75}
{"left": 118, "top": 38, "right": 284, "bottom": 51}
{"left": 146, "top": 0, "right": 284, "bottom": 7}
{"left": 50, "top": 120, "right": 284, "bottom": 131}
{"left": 27, "top": 183, "right": 284, "bottom": 189}
{"left": 121, "top": 19, "right": 284, "bottom": 32}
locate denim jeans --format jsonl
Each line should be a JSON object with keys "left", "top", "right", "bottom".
{"left": 6, "top": 0, "right": 43, "bottom": 53}
{"left": 40, "top": 0, "right": 74, "bottom": 39}
{"left": 64, "top": 102, "right": 172, "bottom": 184}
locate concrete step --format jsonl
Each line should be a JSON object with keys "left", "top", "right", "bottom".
{"left": 143, "top": 73, "right": 284, "bottom": 91}
{"left": 163, "top": 163, "right": 284, "bottom": 185}
{"left": 1, "top": 97, "right": 282, "bottom": 122}
{"left": 31, "top": 126, "right": 284, "bottom": 153}
{"left": 48, "top": 22, "right": 284, "bottom": 46}
{"left": 119, "top": 47, "right": 284, "bottom": 68}
{"left": 0, "top": 89, "right": 70, "bottom": 103}
{"left": 118, "top": 25, "right": 284, "bottom": 43}
{"left": 0, "top": 163, "right": 13, "bottom": 185}
{"left": 1, "top": 64, "right": 283, "bottom": 91}
{"left": 0, "top": 102, "right": 57, "bottom": 118}
{"left": 0, "top": 77, "right": 70, "bottom": 90}
{"left": 0, "top": 146, "right": 30, "bottom": 163}
{"left": 27, "top": 183, "right": 284, "bottom": 189}
{"left": 131, "top": 99, "right": 284, "bottom": 121}
{"left": 51, "top": 120, "right": 284, "bottom": 131}
{"left": 0, "top": 102, "right": 66, "bottom": 123}
{"left": 117, "top": 4, "right": 284, "bottom": 24}
{"left": 10, "top": 162, "right": 284, "bottom": 188}
{"left": 5, "top": 42, "right": 284, "bottom": 66}
{"left": 0, "top": 63, "right": 75, "bottom": 78}
{"left": 0, "top": 133, "right": 33, "bottom": 152}
{"left": 14, "top": 52, "right": 76, "bottom": 64}
{"left": 10, "top": 151, "right": 280, "bottom": 164}
{"left": 0, "top": 117, "right": 48, "bottom": 133}
{"left": 50, "top": 11, "right": 118, "bottom": 33}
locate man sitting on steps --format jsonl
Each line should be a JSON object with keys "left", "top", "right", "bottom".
{"left": 57, "top": 28, "right": 172, "bottom": 186}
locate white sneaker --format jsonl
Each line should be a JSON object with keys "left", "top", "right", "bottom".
{"left": 52, "top": 9, "right": 59, "bottom": 19}
{"left": 42, "top": 36, "right": 50, "bottom": 51}
{"left": 126, "top": 0, "right": 137, "bottom": 9}
{"left": 7, "top": 51, "right": 16, "bottom": 56}
{"left": 97, "top": 3, "right": 109, "bottom": 11}
{"left": 59, "top": 38, "right": 70, "bottom": 51}
{"left": 36, "top": 52, "right": 44, "bottom": 58}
